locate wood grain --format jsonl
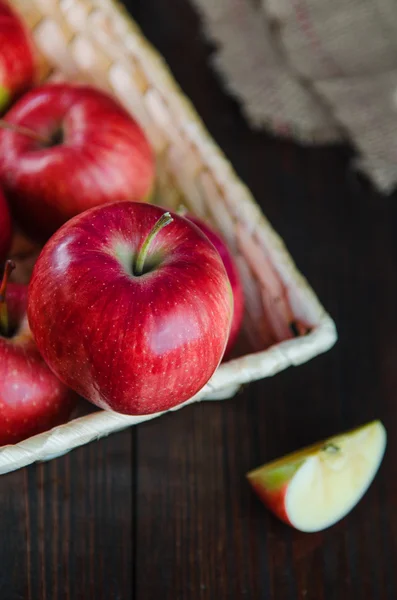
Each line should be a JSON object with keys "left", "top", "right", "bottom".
{"left": 0, "top": 432, "right": 134, "bottom": 600}
{"left": 1, "top": 0, "right": 396, "bottom": 598}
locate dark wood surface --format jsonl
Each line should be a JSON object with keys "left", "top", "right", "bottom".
{"left": 1, "top": 1, "right": 397, "bottom": 598}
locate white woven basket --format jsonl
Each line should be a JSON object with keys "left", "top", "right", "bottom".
{"left": 0, "top": 0, "right": 337, "bottom": 474}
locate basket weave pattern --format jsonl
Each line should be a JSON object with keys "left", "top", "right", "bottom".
{"left": 0, "top": 0, "right": 337, "bottom": 474}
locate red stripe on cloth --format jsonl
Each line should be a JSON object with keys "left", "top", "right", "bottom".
{"left": 292, "top": 0, "right": 343, "bottom": 77}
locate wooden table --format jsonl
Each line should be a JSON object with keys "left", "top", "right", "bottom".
{"left": 1, "top": 1, "right": 397, "bottom": 598}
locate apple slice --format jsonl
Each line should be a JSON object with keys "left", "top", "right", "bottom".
{"left": 247, "top": 420, "right": 386, "bottom": 532}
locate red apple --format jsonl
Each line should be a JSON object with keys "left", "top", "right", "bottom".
{"left": 0, "top": 1, "right": 36, "bottom": 112}
{"left": 0, "top": 83, "right": 155, "bottom": 241}
{"left": 185, "top": 214, "right": 244, "bottom": 357}
{"left": 0, "top": 187, "right": 11, "bottom": 262}
{"left": 28, "top": 202, "right": 233, "bottom": 415}
{"left": 0, "top": 261, "right": 77, "bottom": 446}
{"left": 247, "top": 420, "right": 387, "bottom": 532}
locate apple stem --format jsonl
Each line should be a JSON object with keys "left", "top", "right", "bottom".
{"left": 135, "top": 212, "right": 173, "bottom": 276}
{"left": 0, "top": 120, "right": 50, "bottom": 146}
{"left": 0, "top": 260, "right": 15, "bottom": 336}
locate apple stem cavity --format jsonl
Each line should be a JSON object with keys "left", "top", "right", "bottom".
{"left": 0, "top": 260, "right": 15, "bottom": 336}
{"left": 134, "top": 212, "right": 173, "bottom": 276}
{"left": 0, "top": 120, "right": 50, "bottom": 146}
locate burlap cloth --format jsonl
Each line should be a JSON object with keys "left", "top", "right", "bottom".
{"left": 190, "top": 0, "right": 397, "bottom": 193}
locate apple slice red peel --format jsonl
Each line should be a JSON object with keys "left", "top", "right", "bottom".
{"left": 247, "top": 420, "right": 387, "bottom": 532}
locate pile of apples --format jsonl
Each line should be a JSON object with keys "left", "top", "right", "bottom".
{"left": 0, "top": 2, "right": 386, "bottom": 534}
{"left": 0, "top": 2, "right": 244, "bottom": 445}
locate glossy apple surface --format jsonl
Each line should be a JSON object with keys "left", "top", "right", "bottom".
{"left": 0, "top": 263, "right": 76, "bottom": 446}
{"left": 0, "top": 1, "right": 35, "bottom": 112}
{"left": 186, "top": 214, "right": 244, "bottom": 357}
{"left": 0, "top": 187, "right": 11, "bottom": 262}
{"left": 0, "top": 83, "right": 155, "bottom": 240}
{"left": 28, "top": 202, "right": 233, "bottom": 415}
{"left": 247, "top": 420, "right": 387, "bottom": 532}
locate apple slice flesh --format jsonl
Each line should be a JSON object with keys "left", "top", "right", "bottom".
{"left": 247, "top": 420, "right": 386, "bottom": 532}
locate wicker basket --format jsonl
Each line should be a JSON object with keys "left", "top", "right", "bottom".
{"left": 0, "top": 0, "right": 337, "bottom": 474}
